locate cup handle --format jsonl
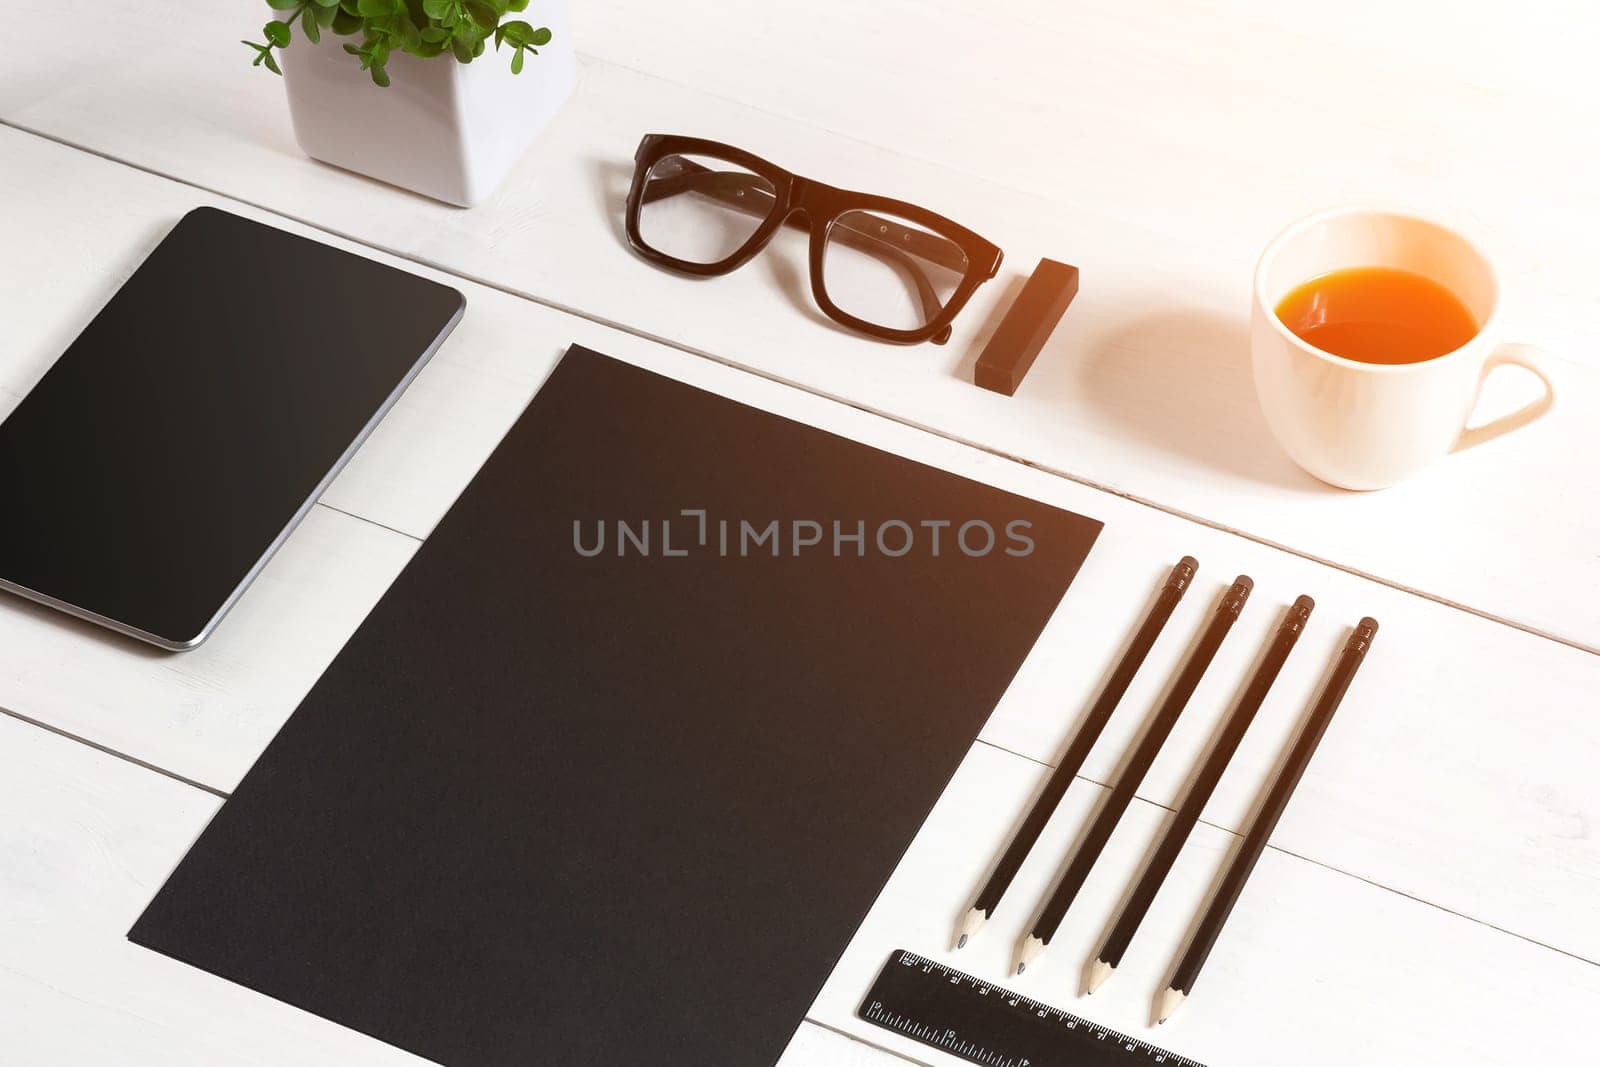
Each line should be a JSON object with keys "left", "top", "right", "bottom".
{"left": 1452, "top": 342, "right": 1558, "bottom": 453}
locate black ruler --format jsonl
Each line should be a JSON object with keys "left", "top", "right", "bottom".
{"left": 858, "top": 951, "right": 1207, "bottom": 1067}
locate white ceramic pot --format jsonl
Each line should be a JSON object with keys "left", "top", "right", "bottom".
{"left": 278, "top": 2, "right": 575, "bottom": 207}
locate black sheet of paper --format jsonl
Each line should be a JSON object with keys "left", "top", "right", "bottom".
{"left": 130, "top": 346, "right": 1102, "bottom": 1066}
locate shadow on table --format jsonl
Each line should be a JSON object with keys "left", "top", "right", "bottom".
{"left": 594, "top": 158, "right": 634, "bottom": 252}
{"left": 0, "top": 592, "right": 175, "bottom": 660}
{"left": 1072, "top": 308, "right": 1319, "bottom": 492}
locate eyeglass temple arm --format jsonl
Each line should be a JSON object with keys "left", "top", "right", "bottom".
{"left": 642, "top": 166, "right": 963, "bottom": 339}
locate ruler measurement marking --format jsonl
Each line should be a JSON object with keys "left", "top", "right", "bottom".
{"left": 858, "top": 950, "right": 1207, "bottom": 1067}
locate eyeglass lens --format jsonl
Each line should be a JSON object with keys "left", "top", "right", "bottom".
{"left": 637, "top": 152, "right": 778, "bottom": 266}
{"left": 822, "top": 209, "right": 969, "bottom": 332}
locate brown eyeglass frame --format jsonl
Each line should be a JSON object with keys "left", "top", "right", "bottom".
{"left": 624, "top": 134, "right": 1003, "bottom": 345}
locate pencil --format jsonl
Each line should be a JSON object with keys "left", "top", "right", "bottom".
{"left": 1158, "top": 616, "right": 1379, "bottom": 1024}
{"left": 1015, "top": 576, "right": 1253, "bottom": 976}
{"left": 953, "top": 556, "right": 1199, "bottom": 951}
{"left": 1086, "top": 595, "right": 1313, "bottom": 995}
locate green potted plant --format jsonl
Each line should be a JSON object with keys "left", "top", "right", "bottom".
{"left": 245, "top": 0, "right": 575, "bottom": 206}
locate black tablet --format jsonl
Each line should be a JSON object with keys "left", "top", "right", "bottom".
{"left": 0, "top": 207, "right": 464, "bottom": 650}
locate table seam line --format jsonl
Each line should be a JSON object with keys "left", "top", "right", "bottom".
{"left": 0, "top": 702, "right": 227, "bottom": 800}
{"left": 315, "top": 500, "right": 424, "bottom": 543}
{"left": 1, "top": 116, "right": 1592, "bottom": 658}
{"left": 798, "top": 1017, "right": 941, "bottom": 1067}
{"left": 971, "top": 736, "right": 1600, "bottom": 971}
{"left": 4, "top": 695, "right": 1588, "bottom": 977}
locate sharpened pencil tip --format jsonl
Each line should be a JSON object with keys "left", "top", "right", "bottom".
{"left": 1155, "top": 987, "right": 1185, "bottom": 1025}
{"left": 1085, "top": 958, "right": 1113, "bottom": 995}
{"left": 1012, "top": 935, "right": 1045, "bottom": 977}
{"left": 952, "top": 908, "right": 987, "bottom": 952}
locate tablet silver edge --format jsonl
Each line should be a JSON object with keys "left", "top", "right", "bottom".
{"left": 0, "top": 293, "right": 467, "bottom": 653}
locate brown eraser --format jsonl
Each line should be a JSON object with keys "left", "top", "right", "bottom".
{"left": 973, "top": 258, "right": 1079, "bottom": 396}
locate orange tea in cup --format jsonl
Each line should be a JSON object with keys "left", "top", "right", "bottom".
{"left": 1274, "top": 266, "right": 1479, "bottom": 365}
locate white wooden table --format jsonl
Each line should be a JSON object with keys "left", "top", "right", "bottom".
{"left": 2, "top": 3, "right": 1598, "bottom": 1064}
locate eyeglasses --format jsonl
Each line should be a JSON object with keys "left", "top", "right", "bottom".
{"left": 625, "top": 134, "right": 1003, "bottom": 345}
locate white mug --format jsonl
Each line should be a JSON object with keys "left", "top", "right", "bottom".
{"left": 1251, "top": 208, "right": 1556, "bottom": 490}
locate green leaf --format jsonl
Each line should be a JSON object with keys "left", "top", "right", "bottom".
{"left": 244, "top": 0, "right": 546, "bottom": 83}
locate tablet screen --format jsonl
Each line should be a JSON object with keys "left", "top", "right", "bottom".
{"left": 0, "top": 207, "right": 463, "bottom": 649}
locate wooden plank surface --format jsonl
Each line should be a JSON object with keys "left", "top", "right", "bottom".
{"left": 579, "top": 0, "right": 1600, "bottom": 342}
{"left": 3, "top": 5, "right": 1599, "bottom": 1062}
{"left": 6, "top": 690, "right": 1600, "bottom": 1067}
{"left": 2, "top": 129, "right": 1598, "bottom": 978}
{"left": 821, "top": 742, "right": 1600, "bottom": 1066}
{"left": 0, "top": 2, "right": 1595, "bottom": 648}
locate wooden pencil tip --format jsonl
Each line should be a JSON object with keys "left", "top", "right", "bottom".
{"left": 1085, "top": 958, "right": 1113, "bottom": 995}
{"left": 1013, "top": 935, "right": 1045, "bottom": 977}
{"left": 1155, "top": 987, "right": 1185, "bottom": 1024}
{"left": 953, "top": 907, "right": 987, "bottom": 952}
